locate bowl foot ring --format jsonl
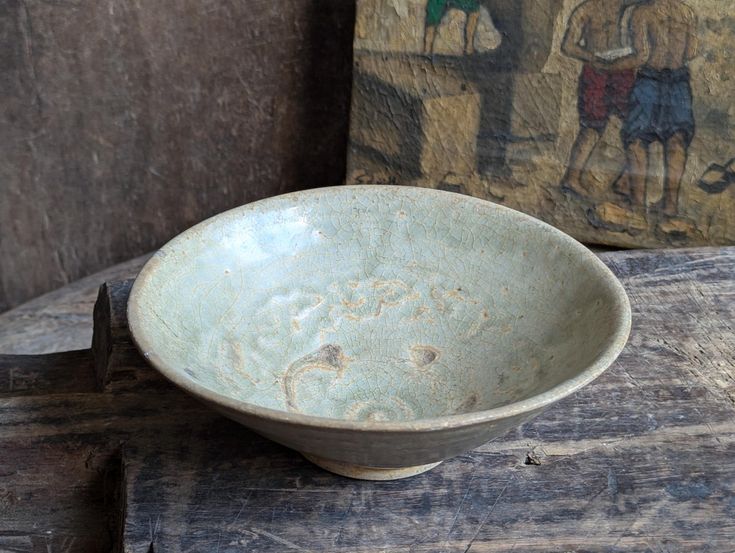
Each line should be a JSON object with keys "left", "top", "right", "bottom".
{"left": 302, "top": 453, "right": 441, "bottom": 480}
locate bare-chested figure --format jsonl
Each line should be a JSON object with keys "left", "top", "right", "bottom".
{"left": 612, "top": 0, "right": 698, "bottom": 217}
{"left": 560, "top": 0, "right": 639, "bottom": 197}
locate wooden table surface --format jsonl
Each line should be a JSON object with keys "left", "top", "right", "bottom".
{"left": 1, "top": 247, "right": 734, "bottom": 553}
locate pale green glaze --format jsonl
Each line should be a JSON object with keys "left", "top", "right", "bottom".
{"left": 128, "top": 185, "right": 631, "bottom": 478}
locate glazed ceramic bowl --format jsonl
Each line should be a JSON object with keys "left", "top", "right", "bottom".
{"left": 128, "top": 185, "right": 631, "bottom": 480}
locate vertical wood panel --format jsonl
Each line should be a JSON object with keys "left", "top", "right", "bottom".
{"left": 0, "top": 0, "right": 355, "bottom": 311}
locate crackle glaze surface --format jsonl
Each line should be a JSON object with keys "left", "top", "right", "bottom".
{"left": 128, "top": 185, "right": 630, "bottom": 474}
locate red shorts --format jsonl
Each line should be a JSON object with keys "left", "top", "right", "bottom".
{"left": 578, "top": 65, "right": 636, "bottom": 129}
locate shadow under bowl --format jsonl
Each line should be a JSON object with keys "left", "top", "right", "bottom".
{"left": 128, "top": 185, "right": 631, "bottom": 480}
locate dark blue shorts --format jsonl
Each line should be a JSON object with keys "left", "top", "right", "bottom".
{"left": 622, "top": 66, "right": 695, "bottom": 147}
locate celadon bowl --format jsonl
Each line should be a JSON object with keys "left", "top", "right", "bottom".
{"left": 128, "top": 185, "right": 631, "bottom": 480}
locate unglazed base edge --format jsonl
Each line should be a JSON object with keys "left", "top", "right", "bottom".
{"left": 302, "top": 453, "right": 442, "bottom": 480}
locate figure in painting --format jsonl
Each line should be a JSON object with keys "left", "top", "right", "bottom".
{"left": 559, "top": 0, "right": 638, "bottom": 199}
{"left": 614, "top": 0, "right": 698, "bottom": 219}
{"left": 423, "top": 0, "right": 481, "bottom": 55}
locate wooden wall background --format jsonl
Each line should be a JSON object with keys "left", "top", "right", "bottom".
{"left": 0, "top": 0, "right": 355, "bottom": 312}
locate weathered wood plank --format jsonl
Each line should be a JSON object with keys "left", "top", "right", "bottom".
{"left": 0, "top": 436, "right": 121, "bottom": 553}
{"left": 116, "top": 246, "right": 735, "bottom": 552}
{"left": 0, "top": 247, "right": 733, "bottom": 553}
{"left": 92, "top": 279, "right": 154, "bottom": 392}
{"left": 0, "top": 255, "right": 149, "bottom": 355}
{"left": 117, "top": 418, "right": 735, "bottom": 553}
{"left": 0, "top": 350, "right": 96, "bottom": 397}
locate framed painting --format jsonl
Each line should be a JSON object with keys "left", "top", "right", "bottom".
{"left": 346, "top": 0, "right": 734, "bottom": 247}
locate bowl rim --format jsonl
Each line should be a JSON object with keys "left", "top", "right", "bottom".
{"left": 128, "top": 184, "right": 632, "bottom": 433}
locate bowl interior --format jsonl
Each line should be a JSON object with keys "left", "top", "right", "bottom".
{"left": 129, "top": 186, "right": 628, "bottom": 423}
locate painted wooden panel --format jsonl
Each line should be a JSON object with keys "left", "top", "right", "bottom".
{"left": 347, "top": 0, "right": 735, "bottom": 247}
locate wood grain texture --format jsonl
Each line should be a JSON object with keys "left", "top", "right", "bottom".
{"left": 92, "top": 279, "right": 140, "bottom": 391}
{"left": 0, "top": 254, "right": 149, "bottom": 354}
{"left": 0, "top": 349, "right": 95, "bottom": 397}
{"left": 0, "top": 247, "right": 733, "bottom": 552}
{"left": 0, "top": 0, "right": 355, "bottom": 312}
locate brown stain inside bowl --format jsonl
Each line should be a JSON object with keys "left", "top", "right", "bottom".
{"left": 282, "top": 344, "right": 348, "bottom": 412}
{"left": 410, "top": 344, "right": 440, "bottom": 368}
